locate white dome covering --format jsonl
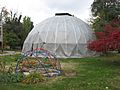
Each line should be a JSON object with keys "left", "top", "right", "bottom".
{"left": 22, "top": 14, "right": 95, "bottom": 58}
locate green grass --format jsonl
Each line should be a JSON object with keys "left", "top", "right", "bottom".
{"left": 0, "top": 54, "right": 120, "bottom": 90}
{"left": 0, "top": 54, "right": 20, "bottom": 64}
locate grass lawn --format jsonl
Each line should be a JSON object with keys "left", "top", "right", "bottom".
{"left": 0, "top": 54, "right": 120, "bottom": 90}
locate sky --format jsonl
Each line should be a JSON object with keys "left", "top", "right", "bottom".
{"left": 0, "top": 0, "right": 94, "bottom": 25}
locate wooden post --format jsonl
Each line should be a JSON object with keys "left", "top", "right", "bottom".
{"left": 0, "top": 9, "right": 3, "bottom": 52}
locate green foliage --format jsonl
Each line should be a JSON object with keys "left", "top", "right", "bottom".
{"left": 0, "top": 54, "right": 20, "bottom": 64}
{"left": 3, "top": 13, "right": 23, "bottom": 49}
{"left": 91, "top": 17, "right": 105, "bottom": 31}
{"left": 21, "top": 16, "right": 34, "bottom": 45}
{"left": 4, "top": 32, "right": 20, "bottom": 49}
{"left": 91, "top": 0, "right": 120, "bottom": 20}
{"left": 1, "top": 8, "right": 34, "bottom": 50}
{"left": 0, "top": 72, "right": 24, "bottom": 83}
{"left": 91, "top": 0, "right": 120, "bottom": 31}
{"left": 22, "top": 72, "right": 44, "bottom": 84}
{"left": 0, "top": 61, "right": 24, "bottom": 83}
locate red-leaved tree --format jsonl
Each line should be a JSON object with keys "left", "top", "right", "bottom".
{"left": 88, "top": 19, "right": 120, "bottom": 53}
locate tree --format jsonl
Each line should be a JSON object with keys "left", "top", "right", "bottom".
{"left": 0, "top": 7, "right": 9, "bottom": 51}
{"left": 3, "top": 11, "right": 23, "bottom": 49}
{"left": 4, "top": 32, "right": 20, "bottom": 49}
{"left": 0, "top": 7, "right": 9, "bottom": 22}
{"left": 21, "top": 16, "right": 33, "bottom": 46}
{"left": 91, "top": 0, "right": 120, "bottom": 31}
{"left": 89, "top": 0, "right": 120, "bottom": 54}
{"left": 0, "top": 5, "right": 34, "bottom": 50}
{"left": 2, "top": 9, "right": 34, "bottom": 49}
{"left": 88, "top": 19, "right": 120, "bottom": 54}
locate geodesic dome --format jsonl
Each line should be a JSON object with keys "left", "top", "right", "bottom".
{"left": 22, "top": 13, "right": 95, "bottom": 58}
{"left": 16, "top": 48, "right": 61, "bottom": 77}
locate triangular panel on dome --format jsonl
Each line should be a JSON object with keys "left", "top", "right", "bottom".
{"left": 55, "top": 44, "right": 67, "bottom": 58}
{"left": 61, "top": 44, "right": 77, "bottom": 57}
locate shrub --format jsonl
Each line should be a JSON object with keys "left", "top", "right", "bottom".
{"left": 0, "top": 61, "right": 24, "bottom": 83}
{"left": 22, "top": 72, "right": 44, "bottom": 84}
{"left": 88, "top": 19, "right": 120, "bottom": 53}
{"left": 0, "top": 72, "right": 24, "bottom": 83}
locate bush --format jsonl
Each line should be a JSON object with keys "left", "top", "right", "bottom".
{"left": 88, "top": 19, "right": 120, "bottom": 53}
{"left": 22, "top": 72, "right": 44, "bottom": 84}
{"left": 0, "top": 72, "right": 24, "bottom": 83}
{"left": 0, "top": 61, "right": 24, "bottom": 83}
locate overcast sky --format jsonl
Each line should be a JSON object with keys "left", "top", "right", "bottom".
{"left": 0, "top": 0, "right": 94, "bottom": 25}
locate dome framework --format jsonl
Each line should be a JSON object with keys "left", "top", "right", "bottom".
{"left": 22, "top": 14, "right": 95, "bottom": 58}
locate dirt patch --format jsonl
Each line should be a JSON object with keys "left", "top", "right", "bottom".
{"left": 61, "top": 62, "right": 78, "bottom": 77}
{"left": 61, "top": 62, "right": 79, "bottom": 70}
{"left": 62, "top": 70, "right": 77, "bottom": 77}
